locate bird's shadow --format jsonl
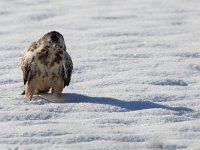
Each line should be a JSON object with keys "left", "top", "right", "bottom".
{"left": 35, "top": 93, "right": 193, "bottom": 113}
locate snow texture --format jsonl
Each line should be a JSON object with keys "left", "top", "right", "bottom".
{"left": 0, "top": 0, "right": 200, "bottom": 149}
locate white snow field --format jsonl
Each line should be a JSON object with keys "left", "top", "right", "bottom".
{"left": 0, "top": 0, "right": 200, "bottom": 149}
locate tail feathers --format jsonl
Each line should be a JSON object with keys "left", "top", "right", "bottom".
{"left": 21, "top": 90, "right": 25, "bottom": 95}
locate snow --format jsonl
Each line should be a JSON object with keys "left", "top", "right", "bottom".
{"left": 0, "top": 0, "right": 200, "bottom": 149}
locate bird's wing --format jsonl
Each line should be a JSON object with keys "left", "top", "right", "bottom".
{"left": 21, "top": 42, "right": 38, "bottom": 85}
{"left": 62, "top": 51, "right": 73, "bottom": 87}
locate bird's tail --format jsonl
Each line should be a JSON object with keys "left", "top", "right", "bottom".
{"left": 21, "top": 90, "right": 25, "bottom": 95}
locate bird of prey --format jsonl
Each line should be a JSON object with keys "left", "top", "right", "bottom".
{"left": 21, "top": 31, "right": 73, "bottom": 101}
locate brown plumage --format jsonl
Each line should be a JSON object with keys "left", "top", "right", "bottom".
{"left": 21, "top": 31, "right": 73, "bottom": 101}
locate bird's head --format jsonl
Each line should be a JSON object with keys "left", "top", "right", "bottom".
{"left": 41, "top": 31, "right": 65, "bottom": 49}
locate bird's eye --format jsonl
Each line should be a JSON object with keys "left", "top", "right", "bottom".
{"left": 47, "top": 38, "right": 52, "bottom": 44}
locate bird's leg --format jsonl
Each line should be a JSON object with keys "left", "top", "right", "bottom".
{"left": 29, "top": 95, "right": 33, "bottom": 101}
{"left": 53, "top": 78, "right": 64, "bottom": 97}
{"left": 25, "top": 82, "right": 35, "bottom": 101}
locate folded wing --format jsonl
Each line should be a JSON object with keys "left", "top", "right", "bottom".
{"left": 21, "top": 43, "right": 37, "bottom": 86}
{"left": 63, "top": 51, "right": 73, "bottom": 87}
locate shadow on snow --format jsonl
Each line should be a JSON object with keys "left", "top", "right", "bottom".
{"left": 36, "top": 93, "right": 193, "bottom": 112}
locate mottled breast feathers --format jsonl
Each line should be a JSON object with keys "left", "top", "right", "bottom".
{"left": 21, "top": 31, "right": 73, "bottom": 99}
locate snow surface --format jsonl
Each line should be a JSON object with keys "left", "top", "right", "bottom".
{"left": 0, "top": 0, "right": 200, "bottom": 149}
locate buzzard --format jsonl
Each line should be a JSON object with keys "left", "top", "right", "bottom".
{"left": 21, "top": 31, "right": 73, "bottom": 101}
